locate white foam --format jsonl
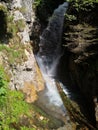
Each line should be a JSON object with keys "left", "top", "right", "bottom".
{"left": 36, "top": 2, "right": 69, "bottom": 113}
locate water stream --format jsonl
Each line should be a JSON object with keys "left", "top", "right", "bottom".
{"left": 34, "top": 2, "right": 97, "bottom": 128}
{"left": 36, "top": 2, "right": 70, "bottom": 121}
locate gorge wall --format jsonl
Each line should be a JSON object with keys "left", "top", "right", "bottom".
{"left": 59, "top": 3, "right": 98, "bottom": 127}
{"left": 0, "top": 0, "right": 45, "bottom": 103}
{"left": 0, "top": 0, "right": 98, "bottom": 129}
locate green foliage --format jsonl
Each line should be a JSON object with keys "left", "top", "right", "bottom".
{"left": 20, "top": 126, "right": 36, "bottom": 130}
{"left": 0, "top": 4, "right": 7, "bottom": 13}
{"left": 0, "top": 44, "right": 25, "bottom": 64}
{"left": 0, "top": 5, "right": 26, "bottom": 41}
{"left": 34, "top": 0, "right": 64, "bottom": 22}
{"left": 64, "top": 0, "right": 98, "bottom": 23}
{"left": 7, "top": 16, "right": 18, "bottom": 37}
{"left": 17, "top": 7, "right": 26, "bottom": 13}
{"left": 66, "top": 0, "right": 98, "bottom": 11}
{"left": 65, "top": 13, "right": 77, "bottom": 21}
{"left": 7, "top": 91, "right": 31, "bottom": 123}
{"left": 0, "top": 66, "right": 31, "bottom": 129}
{"left": 0, "top": 66, "right": 8, "bottom": 107}
{"left": 0, "top": 67, "right": 62, "bottom": 129}
{"left": 16, "top": 19, "right": 26, "bottom": 32}
{"left": 33, "top": 0, "right": 42, "bottom": 7}
{"left": 0, "top": 66, "right": 9, "bottom": 129}
{"left": 7, "top": 15, "right": 26, "bottom": 39}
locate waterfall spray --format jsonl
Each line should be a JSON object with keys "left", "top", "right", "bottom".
{"left": 36, "top": 2, "right": 69, "bottom": 120}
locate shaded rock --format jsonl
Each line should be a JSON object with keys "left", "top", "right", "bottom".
{"left": 62, "top": 23, "right": 98, "bottom": 127}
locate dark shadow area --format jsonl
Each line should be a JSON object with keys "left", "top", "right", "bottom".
{"left": 30, "top": 0, "right": 65, "bottom": 53}
{"left": 0, "top": 0, "right": 10, "bottom": 2}
{"left": 56, "top": 50, "right": 96, "bottom": 127}
{"left": 36, "top": 0, "right": 65, "bottom": 23}
{"left": 0, "top": 10, "right": 7, "bottom": 40}
{"left": 0, "top": 9, "right": 13, "bottom": 44}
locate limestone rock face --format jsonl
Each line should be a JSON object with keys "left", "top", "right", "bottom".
{"left": 10, "top": 0, "right": 35, "bottom": 44}
{"left": 21, "top": 0, "right": 34, "bottom": 22}
{"left": 11, "top": 0, "right": 22, "bottom": 9}
{"left": 9, "top": 48, "right": 45, "bottom": 103}
{"left": 11, "top": 0, "right": 34, "bottom": 22}
{"left": 0, "top": 0, "right": 44, "bottom": 103}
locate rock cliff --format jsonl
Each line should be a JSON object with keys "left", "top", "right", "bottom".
{"left": 0, "top": 0, "right": 45, "bottom": 102}
{"left": 0, "top": 0, "right": 98, "bottom": 129}
{"left": 61, "top": 3, "right": 98, "bottom": 127}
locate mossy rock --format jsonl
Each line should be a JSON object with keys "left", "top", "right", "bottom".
{"left": 0, "top": 4, "right": 7, "bottom": 12}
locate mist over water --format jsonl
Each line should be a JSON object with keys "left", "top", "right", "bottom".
{"left": 36, "top": 56, "right": 64, "bottom": 107}
{"left": 36, "top": 2, "right": 69, "bottom": 119}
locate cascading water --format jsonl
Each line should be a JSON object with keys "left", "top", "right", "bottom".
{"left": 36, "top": 2, "right": 70, "bottom": 121}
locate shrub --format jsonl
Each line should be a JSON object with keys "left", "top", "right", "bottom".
{"left": 0, "top": 66, "right": 31, "bottom": 129}
{"left": 66, "top": 0, "right": 98, "bottom": 11}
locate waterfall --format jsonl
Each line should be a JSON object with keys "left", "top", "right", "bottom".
{"left": 38, "top": 2, "right": 69, "bottom": 74}
{"left": 36, "top": 2, "right": 69, "bottom": 120}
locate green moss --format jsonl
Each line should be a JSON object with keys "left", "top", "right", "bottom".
{"left": 0, "top": 44, "right": 27, "bottom": 64}
{"left": 59, "top": 90, "right": 95, "bottom": 129}
{"left": 31, "top": 104, "right": 63, "bottom": 129}
{"left": 16, "top": 19, "right": 26, "bottom": 32}
{"left": 32, "top": 104, "right": 47, "bottom": 116}
{"left": 7, "top": 16, "right": 18, "bottom": 37}
{"left": 18, "top": 7, "right": 26, "bottom": 13}
{"left": 20, "top": 127, "right": 36, "bottom": 130}
{"left": 0, "top": 4, "right": 7, "bottom": 13}
{"left": 0, "top": 65, "right": 63, "bottom": 129}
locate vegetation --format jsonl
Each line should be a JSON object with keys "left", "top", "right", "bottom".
{"left": 63, "top": 0, "right": 98, "bottom": 128}
{"left": 66, "top": 0, "right": 98, "bottom": 10}
{"left": 7, "top": 16, "right": 18, "bottom": 37}
{"left": 60, "top": 89, "right": 95, "bottom": 129}
{"left": 0, "top": 66, "right": 62, "bottom": 130}
{"left": 0, "top": 0, "right": 97, "bottom": 129}
{"left": 0, "top": 43, "right": 27, "bottom": 64}
{"left": 0, "top": 8, "right": 27, "bottom": 64}
{"left": 63, "top": 0, "right": 98, "bottom": 25}
{"left": 7, "top": 15, "right": 26, "bottom": 37}
{"left": 0, "top": 66, "right": 30, "bottom": 129}
{"left": 34, "top": 0, "right": 64, "bottom": 22}
{"left": 33, "top": 0, "right": 42, "bottom": 8}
